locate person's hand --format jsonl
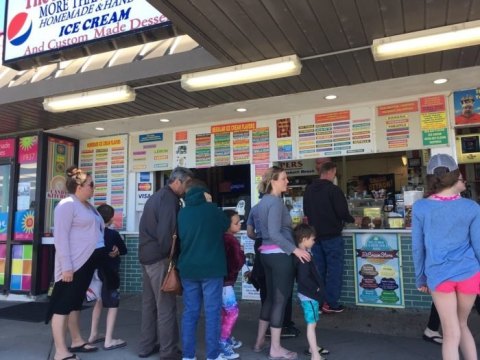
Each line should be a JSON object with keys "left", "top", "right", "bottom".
{"left": 204, "top": 192, "right": 212, "bottom": 202}
{"left": 109, "top": 245, "right": 120, "bottom": 258}
{"left": 417, "top": 285, "right": 430, "bottom": 294}
{"left": 293, "top": 248, "right": 311, "bottom": 263}
{"left": 62, "top": 270, "right": 74, "bottom": 282}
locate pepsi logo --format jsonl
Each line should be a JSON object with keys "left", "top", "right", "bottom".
{"left": 7, "top": 12, "right": 33, "bottom": 46}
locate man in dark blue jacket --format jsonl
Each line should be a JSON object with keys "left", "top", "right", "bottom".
{"left": 303, "top": 161, "right": 354, "bottom": 314}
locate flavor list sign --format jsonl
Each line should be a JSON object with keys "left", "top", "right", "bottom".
{"left": 297, "top": 109, "right": 373, "bottom": 158}
{"left": 420, "top": 95, "right": 448, "bottom": 146}
{"left": 252, "top": 127, "right": 270, "bottom": 163}
{"left": 232, "top": 131, "right": 250, "bottom": 164}
{"left": 195, "top": 133, "right": 212, "bottom": 167}
{"left": 130, "top": 131, "right": 172, "bottom": 171}
{"left": 353, "top": 233, "right": 404, "bottom": 308}
{"left": 3, "top": 0, "right": 171, "bottom": 66}
{"left": 214, "top": 133, "right": 231, "bottom": 166}
{"left": 79, "top": 135, "right": 127, "bottom": 230}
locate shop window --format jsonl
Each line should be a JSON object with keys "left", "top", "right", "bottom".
{"left": 9, "top": 244, "right": 32, "bottom": 291}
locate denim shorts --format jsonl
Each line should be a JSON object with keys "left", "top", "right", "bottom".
{"left": 301, "top": 299, "right": 319, "bottom": 324}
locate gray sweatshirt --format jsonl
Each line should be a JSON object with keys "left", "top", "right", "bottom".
{"left": 256, "top": 194, "right": 296, "bottom": 255}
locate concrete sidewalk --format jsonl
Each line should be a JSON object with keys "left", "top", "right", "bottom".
{"left": 2, "top": 293, "right": 479, "bottom": 359}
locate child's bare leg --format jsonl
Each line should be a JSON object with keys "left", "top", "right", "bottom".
{"left": 306, "top": 323, "right": 321, "bottom": 360}
{"left": 88, "top": 300, "right": 103, "bottom": 343}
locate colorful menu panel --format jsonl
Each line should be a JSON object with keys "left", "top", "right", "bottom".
{"left": 353, "top": 233, "right": 404, "bottom": 308}
{"left": 129, "top": 131, "right": 172, "bottom": 171}
{"left": 79, "top": 136, "right": 127, "bottom": 230}
{"left": 196, "top": 133, "right": 212, "bottom": 167}
{"left": 10, "top": 244, "right": 32, "bottom": 292}
{"left": 214, "top": 133, "right": 231, "bottom": 166}
{"left": 232, "top": 131, "right": 250, "bottom": 164}
{"left": 0, "top": 212, "right": 7, "bottom": 241}
{"left": 0, "top": 244, "right": 6, "bottom": 286}
{"left": 297, "top": 109, "right": 373, "bottom": 158}
{"left": 252, "top": 127, "right": 270, "bottom": 163}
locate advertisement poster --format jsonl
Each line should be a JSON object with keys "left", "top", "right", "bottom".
{"left": 453, "top": 88, "right": 480, "bottom": 126}
{"left": 44, "top": 137, "right": 75, "bottom": 236}
{"left": 135, "top": 172, "right": 153, "bottom": 211}
{"left": 0, "top": 138, "right": 15, "bottom": 158}
{"left": 297, "top": 109, "right": 373, "bottom": 158}
{"left": 18, "top": 136, "right": 38, "bottom": 163}
{"left": 79, "top": 135, "right": 127, "bottom": 230}
{"left": 353, "top": 233, "right": 404, "bottom": 308}
{"left": 0, "top": 212, "right": 7, "bottom": 241}
{"left": 13, "top": 209, "right": 35, "bottom": 241}
{"left": 420, "top": 95, "right": 448, "bottom": 146}
{"left": 130, "top": 131, "right": 171, "bottom": 171}
{"left": 240, "top": 233, "right": 260, "bottom": 300}
{"left": 276, "top": 118, "right": 291, "bottom": 138}
{"left": 174, "top": 131, "right": 188, "bottom": 168}
{"left": 277, "top": 139, "right": 293, "bottom": 160}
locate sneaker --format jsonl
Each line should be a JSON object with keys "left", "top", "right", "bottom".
{"left": 207, "top": 356, "right": 227, "bottom": 360}
{"left": 321, "top": 303, "right": 345, "bottom": 313}
{"left": 219, "top": 341, "right": 240, "bottom": 359}
{"left": 226, "top": 337, "right": 242, "bottom": 349}
{"left": 281, "top": 325, "right": 300, "bottom": 338}
{"left": 304, "top": 346, "right": 330, "bottom": 355}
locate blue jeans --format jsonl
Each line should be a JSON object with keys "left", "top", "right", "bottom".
{"left": 181, "top": 277, "right": 223, "bottom": 359}
{"left": 312, "top": 236, "right": 344, "bottom": 308}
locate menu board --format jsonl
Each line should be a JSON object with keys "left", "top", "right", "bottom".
{"left": 130, "top": 131, "right": 172, "bottom": 171}
{"left": 252, "top": 127, "right": 270, "bottom": 163}
{"left": 375, "top": 96, "right": 448, "bottom": 152}
{"left": 195, "top": 133, "right": 212, "bottom": 167}
{"left": 353, "top": 233, "right": 404, "bottom": 308}
{"left": 233, "top": 131, "right": 251, "bottom": 164}
{"left": 79, "top": 135, "right": 128, "bottom": 230}
{"left": 296, "top": 108, "right": 373, "bottom": 158}
{"left": 214, "top": 133, "right": 231, "bottom": 166}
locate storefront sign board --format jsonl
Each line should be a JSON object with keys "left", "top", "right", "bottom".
{"left": 130, "top": 130, "right": 171, "bottom": 171}
{"left": 353, "top": 232, "right": 404, "bottom": 308}
{"left": 0, "top": 138, "right": 15, "bottom": 158}
{"left": 453, "top": 88, "right": 480, "bottom": 126}
{"left": 419, "top": 95, "right": 448, "bottom": 146}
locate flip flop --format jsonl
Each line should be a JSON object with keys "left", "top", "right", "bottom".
{"left": 88, "top": 335, "right": 105, "bottom": 344}
{"left": 58, "top": 355, "right": 80, "bottom": 360}
{"left": 68, "top": 343, "right": 98, "bottom": 353}
{"left": 268, "top": 351, "right": 298, "bottom": 360}
{"left": 304, "top": 346, "right": 330, "bottom": 355}
{"left": 422, "top": 334, "right": 443, "bottom": 345}
{"left": 104, "top": 340, "right": 127, "bottom": 351}
{"left": 252, "top": 342, "right": 269, "bottom": 353}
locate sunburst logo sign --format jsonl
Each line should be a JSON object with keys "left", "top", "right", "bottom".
{"left": 14, "top": 210, "right": 34, "bottom": 241}
{"left": 19, "top": 136, "right": 38, "bottom": 164}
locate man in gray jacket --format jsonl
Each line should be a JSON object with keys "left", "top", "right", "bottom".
{"left": 138, "top": 167, "right": 193, "bottom": 359}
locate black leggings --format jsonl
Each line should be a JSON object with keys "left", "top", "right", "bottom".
{"left": 259, "top": 253, "right": 294, "bottom": 328}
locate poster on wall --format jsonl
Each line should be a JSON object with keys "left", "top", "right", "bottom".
{"left": 130, "top": 131, "right": 172, "bottom": 171}
{"left": 240, "top": 232, "right": 260, "bottom": 300}
{"left": 232, "top": 131, "right": 250, "bottom": 164}
{"left": 174, "top": 131, "right": 188, "bottom": 167}
{"left": 0, "top": 212, "right": 8, "bottom": 241}
{"left": 80, "top": 135, "right": 127, "bottom": 230}
{"left": 195, "top": 133, "right": 212, "bottom": 167}
{"left": 419, "top": 95, "right": 448, "bottom": 146}
{"left": 252, "top": 127, "right": 270, "bottom": 163}
{"left": 297, "top": 109, "right": 373, "bottom": 158}
{"left": 214, "top": 133, "right": 231, "bottom": 166}
{"left": 353, "top": 233, "right": 404, "bottom": 308}
{"left": 453, "top": 88, "right": 480, "bottom": 126}
{"left": 44, "top": 137, "right": 75, "bottom": 236}
{"left": 14, "top": 209, "right": 34, "bottom": 241}
{"left": 0, "top": 138, "right": 15, "bottom": 158}
{"left": 18, "top": 136, "right": 38, "bottom": 163}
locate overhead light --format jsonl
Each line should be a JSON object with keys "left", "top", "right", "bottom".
{"left": 325, "top": 94, "right": 337, "bottom": 100}
{"left": 95, "top": 127, "right": 105, "bottom": 131}
{"left": 181, "top": 55, "right": 302, "bottom": 91}
{"left": 401, "top": 155, "right": 408, "bottom": 166}
{"left": 433, "top": 78, "right": 448, "bottom": 84}
{"left": 43, "top": 85, "right": 136, "bottom": 112}
{"left": 236, "top": 108, "right": 247, "bottom": 112}
{"left": 372, "top": 20, "right": 480, "bottom": 61}
{"left": 160, "top": 118, "right": 170, "bottom": 123}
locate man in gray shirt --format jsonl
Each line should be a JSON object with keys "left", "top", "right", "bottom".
{"left": 138, "top": 167, "right": 193, "bottom": 359}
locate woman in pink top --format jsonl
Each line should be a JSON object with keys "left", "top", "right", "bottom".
{"left": 47, "top": 166, "right": 105, "bottom": 360}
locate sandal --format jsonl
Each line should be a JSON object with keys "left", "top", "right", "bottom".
{"left": 422, "top": 334, "right": 442, "bottom": 345}
{"left": 253, "top": 342, "right": 269, "bottom": 353}
{"left": 304, "top": 346, "right": 330, "bottom": 355}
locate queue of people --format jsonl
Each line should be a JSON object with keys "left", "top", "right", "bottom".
{"left": 46, "top": 155, "right": 480, "bottom": 360}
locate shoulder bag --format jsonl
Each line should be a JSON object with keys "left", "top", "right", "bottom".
{"left": 160, "top": 231, "right": 183, "bottom": 295}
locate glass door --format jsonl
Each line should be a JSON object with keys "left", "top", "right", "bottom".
{"left": 0, "top": 163, "right": 11, "bottom": 289}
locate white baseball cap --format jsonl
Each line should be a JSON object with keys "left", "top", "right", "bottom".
{"left": 426, "top": 154, "right": 458, "bottom": 175}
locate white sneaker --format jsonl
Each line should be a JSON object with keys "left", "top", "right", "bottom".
{"left": 207, "top": 355, "right": 228, "bottom": 360}
{"left": 226, "top": 337, "right": 242, "bottom": 349}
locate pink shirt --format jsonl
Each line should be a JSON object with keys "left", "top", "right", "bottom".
{"left": 53, "top": 195, "right": 104, "bottom": 282}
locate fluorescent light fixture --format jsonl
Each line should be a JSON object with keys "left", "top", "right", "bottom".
{"left": 372, "top": 20, "right": 480, "bottom": 61}
{"left": 236, "top": 108, "right": 247, "bottom": 112}
{"left": 160, "top": 118, "right": 170, "bottom": 123}
{"left": 325, "top": 94, "right": 337, "bottom": 100}
{"left": 95, "top": 127, "right": 105, "bottom": 131}
{"left": 181, "top": 55, "right": 302, "bottom": 91}
{"left": 43, "top": 85, "right": 136, "bottom": 113}
{"left": 433, "top": 78, "right": 448, "bottom": 84}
